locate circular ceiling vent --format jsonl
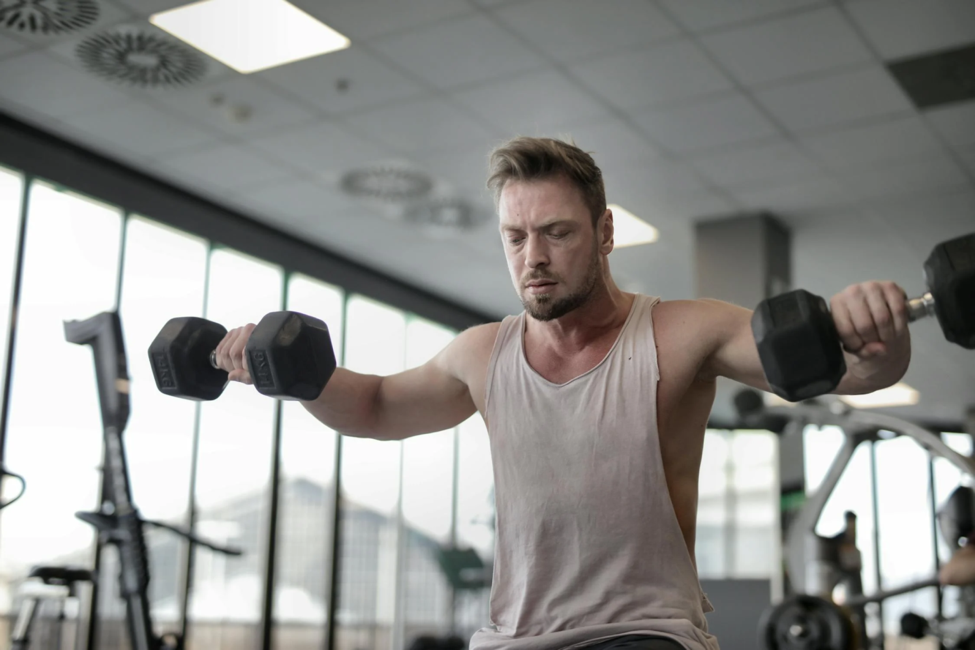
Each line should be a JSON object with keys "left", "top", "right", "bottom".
{"left": 341, "top": 167, "right": 433, "bottom": 203}
{"left": 405, "top": 198, "right": 485, "bottom": 235}
{"left": 0, "top": 0, "right": 99, "bottom": 35}
{"left": 76, "top": 30, "right": 207, "bottom": 88}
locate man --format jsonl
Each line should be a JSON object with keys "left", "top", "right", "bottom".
{"left": 215, "top": 138, "right": 912, "bottom": 650}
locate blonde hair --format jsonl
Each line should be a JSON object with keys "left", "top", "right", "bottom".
{"left": 487, "top": 137, "right": 606, "bottom": 226}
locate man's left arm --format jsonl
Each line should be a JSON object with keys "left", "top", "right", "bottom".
{"left": 698, "top": 281, "right": 912, "bottom": 397}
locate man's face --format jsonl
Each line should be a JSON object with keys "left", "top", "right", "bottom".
{"left": 498, "top": 176, "right": 607, "bottom": 321}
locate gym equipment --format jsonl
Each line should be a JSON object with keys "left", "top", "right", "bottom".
{"left": 10, "top": 312, "right": 242, "bottom": 650}
{"left": 758, "top": 594, "right": 854, "bottom": 650}
{"left": 148, "top": 310, "right": 336, "bottom": 401}
{"left": 752, "top": 232, "right": 974, "bottom": 401}
{"left": 901, "top": 610, "right": 975, "bottom": 649}
{"left": 744, "top": 392, "right": 975, "bottom": 649}
{"left": 11, "top": 567, "right": 94, "bottom": 650}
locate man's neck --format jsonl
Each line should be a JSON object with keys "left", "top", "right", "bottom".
{"left": 527, "top": 287, "right": 635, "bottom": 352}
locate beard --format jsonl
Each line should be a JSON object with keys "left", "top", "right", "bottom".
{"left": 521, "top": 244, "right": 601, "bottom": 321}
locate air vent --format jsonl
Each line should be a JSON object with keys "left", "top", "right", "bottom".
{"left": 887, "top": 43, "right": 975, "bottom": 110}
{"left": 341, "top": 167, "right": 433, "bottom": 202}
{"left": 0, "top": 0, "right": 99, "bottom": 35}
{"left": 405, "top": 198, "right": 485, "bottom": 235}
{"left": 77, "top": 30, "right": 207, "bottom": 88}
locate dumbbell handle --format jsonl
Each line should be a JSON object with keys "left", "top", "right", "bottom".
{"left": 907, "top": 291, "right": 936, "bottom": 323}
{"left": 208, "top": 350, "right": 220, "bottom": 370}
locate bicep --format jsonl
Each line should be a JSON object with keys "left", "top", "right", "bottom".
{"left": 698, "top": 299, "right": 772, "bottom": 392}
{"left": 374, "top": 356, "right": 477, "bottom": 439}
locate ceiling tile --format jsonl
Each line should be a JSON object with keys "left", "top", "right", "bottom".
{"left": 602, "top": 156, "right": 709, "bottom": 198}
{"left": 0, "top": 30, "right": 29, "bottom": 59}
{"left": 495, "top": 0, "right": 680, "bottom": 63}
{"left": 699, "top": 6, "right": 873, "bottom": 86}
{"left": 959, "top": 147, "right": 975, "bottom": 177}
{"left": 841, "top": 155, "right": 970, "bottom": 202}
{"left": 569, "top": 39, "right": 733, "bottom": 111}
{"left": 257, "top": 47, "right": 423, "bottom": 116}
{"left": 658, "top": 0, "right": 826, "bottom": 33}
{"left": 547, "top": 119, "right": 665, "bottom": 168}
{"left": 631, "top": 93, "right": 779, "bottom": 153}
{"left": 294, "top": 0, "right": 474, "bottom": 41}
{"left": 798, "top": 115, "right": 946, "bottom": 169}
{"left": 237, "top": 179, "right": 361, "bottom": 222}
{"left": 412, "top": 146, "right": 493, "bottom": 197}
{"left": 344, "top": 98, "right": 500, "bottom": 155}
{"left": 734, "top": 173, "right": 854, "bottom": 214}
{"left": 924, "top": 101, "right": 975, "bottom": 150}
{"left": 844, "top": 0, "right": 975, "bottom": 60}
{"left": 754, "top": 66, "right": 914, "bottom": 132}
{"left": 370, "top": 13, "right": 546, "bottom": 90}
{"left": 248, "top": 122, "right": 396, "bottom": 181}
{"left": 153, "top": 144, "right": 292, "bottom": 191}
{"left": 64, "top": 100, "right": 224, "bottom": 158}
{"left": 152, "top": 75, "right": 319, "bottom": 137}
{"left": 689, "top": 138, "right": 823, "bottom": 188}
{"left": 451, "top": 69, "right": 607, "bottom": 135}
{"left": 0, "top": 51, "right": 132, "bottom": 119}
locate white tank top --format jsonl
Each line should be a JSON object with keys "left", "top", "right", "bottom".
{"left": 471, "top": 294, "right": 720, "bottom": 650}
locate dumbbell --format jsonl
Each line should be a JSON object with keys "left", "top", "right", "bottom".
{"left": 148, "top": 311, "right": 336, "bottom": 401}
{"left": 752, "top": 232, "right": 974, "bottom": 402}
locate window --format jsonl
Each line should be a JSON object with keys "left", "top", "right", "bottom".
{"left": 187, "top": 248, "right": 283, "bottom": 650}
{"left": 272, "top": 274, "right": 344, "bottom": 650}
{"left": 336, "top": 296, "right": 406, "bottom": 650}
{"left": 86, "top": 216, "right": 211, "bottom": 639}
{"left": 0, "top": 181, "right": 122, "bottom": 632}
{"left": 400, "top": 318, "right": 456, "bottom": 643}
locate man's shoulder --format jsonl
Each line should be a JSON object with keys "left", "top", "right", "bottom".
{"left": 650, "top": 298, "right": 743, "bottom": 346}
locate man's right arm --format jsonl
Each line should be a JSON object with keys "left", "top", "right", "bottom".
{"left": 216, "top": 322, "right": 496, "bottom": 441}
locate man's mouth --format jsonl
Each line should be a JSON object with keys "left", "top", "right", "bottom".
{"left": 525, "top": 280, "right": 556, "bottom": 294}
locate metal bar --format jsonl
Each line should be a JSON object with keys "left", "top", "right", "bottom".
{"left": 928, "top": 453, "right": 944, "bottom": 618}
{"left": 870, "top": 441, "right": 884, "bottom": 640}
{"left": 324, "top": 292, "right": 350, "bottom": 650}
{"left": 261, "top": 272, "right": 289, "bottom": 650}
{"left": 845, "top": 577, "right": 940, "bottom": 607}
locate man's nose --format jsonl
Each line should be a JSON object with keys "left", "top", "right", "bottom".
{"left": 524, "top": 235, "right": 549, "bottom": 269}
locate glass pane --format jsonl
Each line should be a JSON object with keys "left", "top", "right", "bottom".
{"left": 729, "top": 432, "right": 776, "bottom": 578}
{"left": 401, "top": 318, "right": 456, "bottom": 643}
{"left": 272, "top": 274, "right": 344, "bottom": 650}
{"left": 111, "top": 216, "right": 208, "bottom": 638}
{"left": 697, "top": 432, "right": 729, "bottom": 579}
{"left": 0, "top": 166, "right": 23, "bottom": 398}
{"left": 803, "top": 424, "right": 845, "bottom": 493}
{"left": 874, "top": 436, "right": 937, "bottom": 635}
{"left": 454, "top": 415, "right": 493, "bottom": 637}
{"left": 336, "top": 296, "right": 406, "bottom": 650}
{"left": 187, "top": 249, "right": 283, "bottom": 650}
{"left": 0, "top": 181, "right": 122, "bottom": 633}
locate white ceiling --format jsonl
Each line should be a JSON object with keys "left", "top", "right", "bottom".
{"left": 0, "top": 0, "right": 973, "bottom": 425}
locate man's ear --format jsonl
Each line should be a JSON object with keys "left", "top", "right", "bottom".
{"left": 600, "top": 208, "right": 614, "bottom": 254}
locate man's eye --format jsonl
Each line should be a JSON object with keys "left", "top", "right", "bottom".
{"left": 550, "top": 231, "right": 568, "bottom": 239}
{"left": 508, "top": 237, "right": 524, "bottom": 245}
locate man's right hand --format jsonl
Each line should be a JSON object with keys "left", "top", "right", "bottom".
{"left": 213, "top": 323, "right": 256, "bottom": 385}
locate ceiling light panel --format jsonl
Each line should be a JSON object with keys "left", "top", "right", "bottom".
{"left": 608, "top": 204, "right": 659, "bottom": 248}
{"left": 151, "top": 0, "right": 350, "bottom": 74}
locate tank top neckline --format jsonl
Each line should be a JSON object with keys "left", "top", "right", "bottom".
{"left": 518, "top": 293, "right": 645, "bottom": 389}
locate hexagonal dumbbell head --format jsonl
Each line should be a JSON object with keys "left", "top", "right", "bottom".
{"left": 751, "top": 289, "right": 847, "bottom": 402}
{"left": 245, "top": 311, "right": 337, "bottom": 401}
{"left": 925, "top": 232, "right": 975, "bottom": 349}
{"left": 149, "top": 317, "right": 229, "bottom": 401}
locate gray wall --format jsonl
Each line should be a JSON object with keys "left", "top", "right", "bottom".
{"left": 701, "top": 579, "right": 771, "bottom": 649}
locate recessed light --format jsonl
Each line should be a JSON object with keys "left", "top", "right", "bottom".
{"left": 151, "top": 0, "right": 350, "bottom": 74}
{"left": 608, "top": 204, "right": 659, "bottom": 248}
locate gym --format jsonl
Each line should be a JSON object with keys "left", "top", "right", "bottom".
{"left": 0, "top": 2, "right": 972, "bottom": 650}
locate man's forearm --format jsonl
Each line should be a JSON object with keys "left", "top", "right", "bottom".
{"left": 301, "top": 368, "right": 384, "bottom": 438}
